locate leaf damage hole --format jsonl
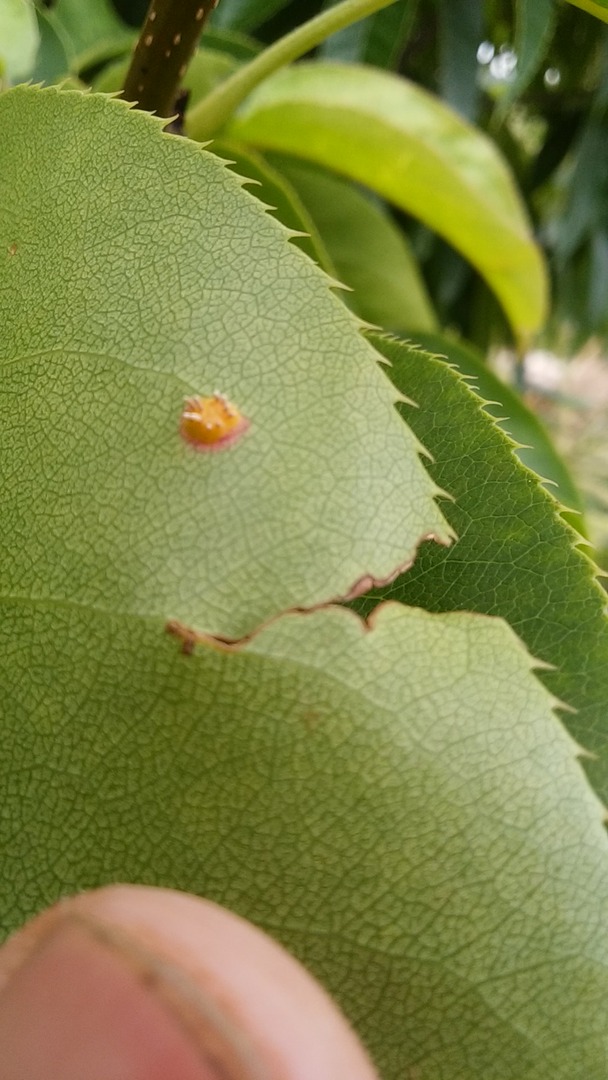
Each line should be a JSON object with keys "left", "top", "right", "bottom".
{"left": 180, "top": 392, "right": 249, "bottom": 452}
{"left": 165, "top": 532, "right": 453, "bottom": 655}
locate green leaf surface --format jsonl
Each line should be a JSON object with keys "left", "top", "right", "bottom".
{"left": 225, "top": 62, "right": 548, "bottom": 342}
{"left": 0, "top": 86, "right": 450, "bottom": 642}
{"left": 202, "top": 27, "right": 262, "bottom": 61}
{"left": 497, "top": 0, "right": 557, "bottom": 116}
{"left": 3, "top": 598, "right": 608, "bottom": 1079}
{"left": 266, "top": 154, "right": 438, "bottom": 331}
{"left": 211, "top": 0, "right": 293, "bottom": 32}
{"left": 552, "top": 69, "right": 608, "bottom": 263}
{"left": 0, "top": 0, "right": 39, "bottom": 80}
{"left": 30, "top": 7, "right": 71, "bottom": 85}
{"left": 356, "top": 335, "right": 608, "bottom": 806}
{"left": 50, "top": 0, "right": 131, "bottom": 60}
{"left": 436, "top": 0, "right": 483, "bottom": 119}
{"left": 319, "top": 0, "right": 418, "bottom": 68}
{"left": 566, "top": 0, "right": 608, "bottom": 20}
{"left": 3, "top": 81, "right": 608, "bottom": 1080}
{"left": 410, "top": 331, "right": 586, "bottom": 521}
{"left": 213, "top": 141, "right": 332, "bottom": 270}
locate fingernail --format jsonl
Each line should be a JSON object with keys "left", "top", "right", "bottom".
{"left": 0, "top": 917, "right": 257, "bottom": 1080}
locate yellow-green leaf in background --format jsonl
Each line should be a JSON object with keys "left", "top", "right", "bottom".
{"left": 221, "top": 61, "right": 548, "bottom": 343}
{"left": 0, "top": 0, "right": 38, "bottom": 81}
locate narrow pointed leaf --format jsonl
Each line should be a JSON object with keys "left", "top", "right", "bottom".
{"left": 211, "top": 0, "right": 293, "bottom": 32}
{"left": 319, "top": 0, "right": 418, "bottom": 68}
{"left": 437, "top": 0, "right": 483, "bottom": 119}
{"left": 51, "top": 0, "right": 129, "bottom": 57}
{"left": 31, "top": 7, "right": 71, "bottom": 84}
{"left": 497, "top": 0, "right": 558, "bottom": 116}
{"left": 566, "top": 0, "right": 608, "bottom": 20}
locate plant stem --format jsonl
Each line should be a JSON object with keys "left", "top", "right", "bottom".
{"left": 123, "top": 0, "right": 218, "bottom": 118}
{"left": 186, "top": 0, "right": 398, "bottom": 140}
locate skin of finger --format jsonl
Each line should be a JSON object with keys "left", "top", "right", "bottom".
{"left": 0, "top": 885, "right": 380, "bottom": 1080}
{"left": 0, "top": 920, "right": 230, "bottom": 1080}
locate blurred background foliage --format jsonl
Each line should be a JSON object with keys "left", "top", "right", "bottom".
{"left": 6, "top": 0, "right": 608, "bottom": 556}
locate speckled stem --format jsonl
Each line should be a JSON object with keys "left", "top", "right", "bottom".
{"left": 122, "top": 0, "right": 218, "bottom": 118}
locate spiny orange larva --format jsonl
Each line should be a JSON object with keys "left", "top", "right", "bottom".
{"left": 179, "top": 392, "right": 249, "bottom": 452}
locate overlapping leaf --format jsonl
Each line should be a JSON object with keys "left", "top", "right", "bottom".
{"left": 356, "top": 335, "right": 608, "bottom": 804}
{"left": 410, "top": 331, "right": 585, "bottom": 520}
{"left": 49, "top": 0, "right": 130, "bottom": 59}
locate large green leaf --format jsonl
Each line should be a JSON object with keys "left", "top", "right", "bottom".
{"left": 267, "top": 154, "right": 438, "bottom": 332}
{"left": 224, "top": 62, "right": 548, "bottom": 342}
{"left": 356, "top": 335, "right": 608, "bottom": 805}
{"left": 4, "top": 597, "right": 608, "bottom": 1080}
{"left": 0, "top": 85, "right": 450, "bottom": 644}
{"left": 0, "top": 0, "right": 38, "bottom": 80}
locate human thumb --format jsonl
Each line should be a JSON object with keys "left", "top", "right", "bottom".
{"left": 0, "top": 884, "right": 379, "bottom": 1080}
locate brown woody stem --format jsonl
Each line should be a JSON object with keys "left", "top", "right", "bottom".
{"left": 122, "top": 0, "right": 218, "bottom": 118}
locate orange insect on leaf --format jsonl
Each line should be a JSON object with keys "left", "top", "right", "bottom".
{"left": 180, "top": 392, "right": 249, "bottom": 452}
